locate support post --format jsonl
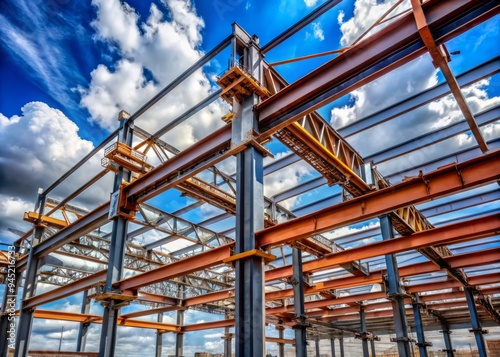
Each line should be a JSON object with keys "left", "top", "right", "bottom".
{"left": 0, "top": 242, "right": 20, "bottom": 357}
{"left": 359, "top": 306, "right": 369, "bottom": 357}
{"left": 223, "top": 331, "right": 232, "bottom": 357}
{"left": 380, "top": 215, "right": 411, "bottom": 357}
{"left": 412, "top": 295, "right": 429, "bottom": 357}
{"left": 98, "top": 114, "right": 134, "bottom": 357}
{"left": 292, "top": 248, "right": 308, "bottom": 357}
{"left": 231, "top": 25, "right": 266, "bottom": 357}
{"left": 76, "top": 290, "right": 91, "bottom": 352}
{"left": 175, "top": 286, "right": 185, "bottom": 357}
{"left": 315, "top": 335, "right": 320, "bottom": 357}
{"left": 464, "top": 288, "right": 488, "bottom": 357}
{"left": 339, "top": 336, "right": 345, "bottom": 357}
{"left": 14, "top": 190, "right": 46, "bottom": 357}
{"left": 440, "top": 321, "right": 455, "bottom": 357}
{"left": 155, "top": 313, "right": 163, "bottom": 357}
{"left": 370, "top": 338, "right": 376, "bottom": 357}
{"left": 276, "top": 322, "right": 285, "bottom": 357}
{"left": 330, "top": 337, "right": 336, "bottom": 357}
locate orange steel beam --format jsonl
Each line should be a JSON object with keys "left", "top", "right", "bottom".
{"left": 184, "top": 247, "right": 500, "bottom": 308}
{"left": 182, "top": 319, "right": 234, "bottom": 332}
{"left": 116, "top": 243, "right": 233, "bottom": 291}
{"left": 136, "top": 291, "right": 179, "bottom": 306}
{"left": 256, "top": 0, "right": 498, "bottom": 133}
{"left": 257, "top": 150, "right": 500, "bottom": 248}
{"left": 265, "top": 337, "right": 295, "bottom": 345}
{"left": 23, "top": 270, "right": 107, "bottom": 310}
{"left": 265, "top": 214, "right": 500, "bottom": 281}
{"left": 120, "top": 305, "right": 185, "bottom": 320}
{"left": 411, "top": 0, "right": 489, "bottom": 153}
{"left": 31, "top": 310, "right": 180, "bottom": 332}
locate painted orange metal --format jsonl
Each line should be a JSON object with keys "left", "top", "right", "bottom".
{"left": 257, "top": 150, "right": 500, "bottom": 248}
{"left": 116, "top": 243, "right": 233, "bottom": 291}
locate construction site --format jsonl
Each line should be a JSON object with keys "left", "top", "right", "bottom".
{"left": 0, "top": 0, "right": 499, "bottom": 356}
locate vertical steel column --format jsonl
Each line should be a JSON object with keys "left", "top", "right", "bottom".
{"left": 339, "top": 336, "right": 345, "bottom": 357}
{"left": 155, "top": 313, "right": 163, "bottom": 357}
{"left": 232, "top": 27, "right": 266, "bottom": 357}
{"left": 223, "top": 315, "right": 232, "bottom": 357}
{"left": 464, "top": 288, "right": 487, "bottom": 357}
{"left": 14, "top": 190, "right": 46, "bottom": 357}
{"left": 441, "top": 321, "right": 455, "bottom": 357}
{"left": 98, "top": 115, "right": 134, "bottom": 357}
{"left": 359, "top": 306, "right": 369, "bottom": 357}
{"left": 0, "top": 242, "right": 20, "bottom": 357}
{"left": 379, "top": 215, "right": 411, "bottom": 357}
{"left": 292, "top": 248, "right": 308, "bottom": 357}
{"left": 276, "top": 322, "right": 285, "bottom": 357}
{"left": 330, "top": 337, "right": 336, "bottom": 357}
{"left": 315, "top": 335, "right": 320, "bottom": 357}
{"left": 175, "top": 286, "right": 185, "bottom": 357}
{"left": 412, "top": 295, "right": 429, "bottom": 357}
{"left": 370, "top": 339, "right": 376, "bottom": 357}
{"left": 76, "top": 290, "right": 91, "bottom": 352}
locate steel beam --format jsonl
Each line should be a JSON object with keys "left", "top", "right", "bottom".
{"left": 155, "top": 313, "right": 163, "bottom": 357}
{"left": 76, "top": 290, "right": 91, "bottom": 352}
{"left": 339, "top": 57, "right": 500, "bottom": 137}
{"left": 292, "top": 249, "right": 307, "bottom": 357}
{"left": 257, "top": 0, "right": 498, "bottom": 134}
{"left": 464, "top": 288, "right": 488, "bottom": 357}
{"left": 359, "top": 306, "right": 369, "bottom": 357}
{"left": 257, "top": 149, "right": 500, "bottom": 248}
{"left": 440, "top": 320, "right": 455, "bottom": 357}
{"left": 412, "top": 295, "right": 429, "bottom": 357}
{"left": 14, "top": 192, "right": 45, "bottom": 357}
{"left": 411, "top": 0, "right": 488, "bottom": 153}
{"left": 99, "top": 118, "right": 134, "bottom": 357}
{"left": 380, "top": 215, "right": 411, "bottom": 357}
{"left": 116, "top": 244, "right": 232, "bottom": 292}
{"left": 175, "top": 286, "right": 185, "bottom": 357}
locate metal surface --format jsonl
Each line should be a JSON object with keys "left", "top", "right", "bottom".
{"left": 464, "top": 288, "right": 488, "bottom": 357}
{"left": 380, "top": 215, "right": 411, "bottom": 357}
{"left": 292, "top": 248, "right": 307, "bottom": 357}
{"left": 412, "top": 295, "right": 429, "bottom": 357}
{"left": 359, "top": 307, "right": 369, "bottom": 357}
{"left": 76, "top": 290, "right": 91, "bottom": 352}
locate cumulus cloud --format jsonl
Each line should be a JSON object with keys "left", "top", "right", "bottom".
{"left": 304, "top": 0, "right": 318, "bottom": 7}
{"left": 338, "top": 0, "right": 410, "bottom": 47}
{"left": 331, "top": 0, "right": 500, "bottom": 181}
{"left": 80, "top": 0, "right": 227, "bottom": 150}
{"left": 0, "top": 102, "right": 112, "bottom": 241}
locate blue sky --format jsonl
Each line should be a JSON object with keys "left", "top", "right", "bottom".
{"left": 0, "top": 0, "right": 499, "bottom": 355}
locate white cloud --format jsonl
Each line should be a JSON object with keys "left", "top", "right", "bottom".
{"left": 0, "top": 102, "right": 112, "bottom": 241}
{"left": 338, "top": 0, "right": 410, "bottom": 46}
{"left": 81, "top": 0, "right": 227, "bottom": 146}
{"left": 305, "top": 21, "right": 325, "bottom": 41}
{"left": 304, "top": 0, "right": 318, "bottom": 7}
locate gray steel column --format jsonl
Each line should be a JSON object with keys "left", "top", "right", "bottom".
{"left": 232, "top": 28, "right": 266, "bottom": 357}
{"left": 464, "top": 288, "right": 487, "bottom": 357}
{"left": 175, "top": 286, "right": 185, "bottom": 357}
{"left": 330, "top": 337, "right": 336, "bottom": 357}
{"left": 292, "top": 248, "right": 307, "bottom": 357}
{"left": 0, "top": 242, "right": 20, "bottom": 357}
{"left": 315, "top": 335, "right": 320, "bottom": 357}
{"left": 339, "top": 336, "right": 345, "bottom": 357}
{"left": 155, "top": 313, "right": 163, "bottom": 357}
{"left": 223, "top": 331, "right": 232, "bottom": 357}
{"left": 441, "top": 321, "right": 455, "bottom": 357}
{"left": 276, "top": 322, "right": 285, "bottom": 357}
{"left": 98, "top": 116, "right": 134, "bottom": 357}
{"left": 359, "top": 306, "right": 369, "bottom": 357}
{"left": 370, "top": 338, "right": 376, "bottom": 357}
{"left": 379, "top": 215, "right": 411, "bottom": 357}
{"left": 76, "top": 290, "right": 91, "bottom": 352}
{"left": 412, "top": 295, "right": 429, "bottom": 357}
{"left": 14, "top": 191, "right": 45, "bottom": 357}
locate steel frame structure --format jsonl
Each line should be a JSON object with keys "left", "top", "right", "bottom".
{"left": 1, "top": 0, "right": 500, "bottom": 356}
